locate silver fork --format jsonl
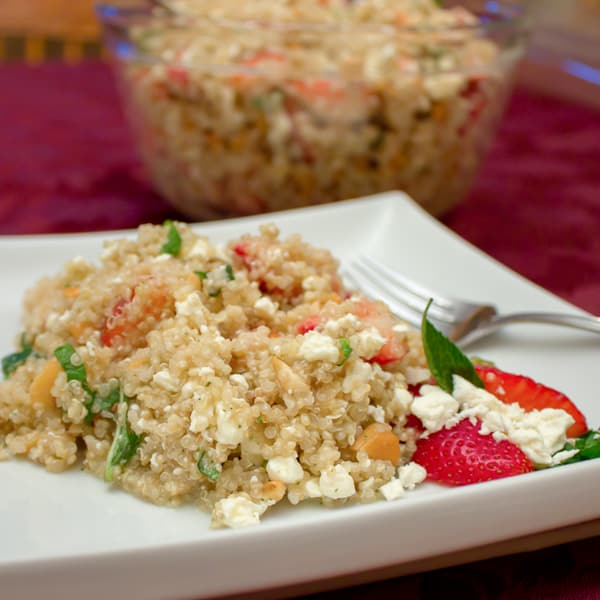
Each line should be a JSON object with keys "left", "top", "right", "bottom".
{"left": 344, "top": 255, "right": 600, "bottom": 347}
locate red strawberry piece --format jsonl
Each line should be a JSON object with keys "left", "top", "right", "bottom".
{"left": 352, "top": 298, "right": 406, "bottom": 365}
{"left": 404, "top": 414, "right": 425, "bottom": 434}
{"left": 474, "top": 366, "right": 587, "bottom": 438}
{"left": 296, "top": 314, "right": 321, "bottom": 334}
{"left": 100, "top": 280, "right": 171, "bottom": 349}
{"left": 412, "top": 418, "right": 534, "bottom": 486}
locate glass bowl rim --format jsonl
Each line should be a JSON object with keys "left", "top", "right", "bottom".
{"left": 96, "top": 1, "right": 531, "bottom": 37}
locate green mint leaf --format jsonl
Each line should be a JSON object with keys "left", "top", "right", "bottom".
{"left": 369, "top": 130, "right": 385, "bottom": 151}
{"left": 195, "top": 270, "right": 208, "bottom": 280}
{"left": 54, "top": 343, "right": 97, "bottom": 422}
{"left": 338, "top": 337, "right": 352, "bottom": 366}
{"left": 96, "top": 387, "right": 121, "bottom": 413}
{"left": 55, "top": 344, "right": 125, "bottom": 425}
{"left": 421, "top": 299, "right": 484, "bottom": 393}
{"left": 554, "top": 429, "right": 600, "bottom": 465}
{"left": 2, "top": 335, "right": 34, "bottom": 379}
{"left": 104, "top": 389, "right": 142, "bottom": 482}
{"left": 160, "top": 220, "right": 182, "bottom": 256}
{"left": 225, "top": 264, "right": 235, "bottom": 281}
{"left": 197, "top": 450, "right": 220, "bottom": 481}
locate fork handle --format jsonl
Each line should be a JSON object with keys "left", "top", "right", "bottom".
{"left": 459, "top": 312, "right": 600, "bottom": 347}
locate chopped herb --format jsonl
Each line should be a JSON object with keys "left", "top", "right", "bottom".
{"left": 338, "top": 338, "right": 352, "bottom": 366}
{"left": 104, "top": 389, "right": 142, "bottom": 482}
{"left": 421, "top": 299, "right": 484, "bottom": 393}
{"left": 256, "top": 416, "right": 264, "bottom": 424}
{"left": 251, "top": 90, "right": 283, "bottom": 113}
{"left": 195, "top": 270, "right": 208, "bottom": 280}
{"left": 54, "top": 343, "right": 97, "bottom": 422}
{"left": 160, "top": 220, "right": 182, "bottom": 256}
{"left": 554, "top": 429, "right": 600, "bottom": 465}
{"left": 251, "top": 95, "right": 267, "bottom": 112}
{"left": 197, "top": 450, "right": 220, "bottom": 481}
{"left": 225, "top": 264, "right": 235, "bottom": 281}
{"left": 96, "top": 387, "right": 121, "bottom": 413}
{"left": 369, "top": 130, "right": 385, "bottom": 151}
{"left": 54, "top": 343, "right": 122, "bottom": 424}
{"left": 2, "top": 334, "right": 34, "bottom": 379}
{"left": 208, "top": 288, "right": 222, "bottom": 298}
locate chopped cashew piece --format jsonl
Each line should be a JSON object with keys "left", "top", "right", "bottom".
{"left": 29, "top": 358, "right": 61, "bottom": 406}
{"left": 352, "top": 422, "right": 401, "bottom": 465}
{"left": 272, "top": 356, "right": 311, "bottom": 396}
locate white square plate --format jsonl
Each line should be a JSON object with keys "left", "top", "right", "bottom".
{"left": 1, "top": 192, "right": 599, "bottom": 599}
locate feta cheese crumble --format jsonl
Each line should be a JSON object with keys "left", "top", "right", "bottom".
{"left": 266, "top": 456, "right": 304, "bottom": 484}
{"left": 411, "top": 385, "right": 459, "bottom": 432}
{"left": 452, "top": 376, "right": 574, "bottom": 465}
{"left": 319, "top": 464, "right": 356, "bottom": 499}
{"left": 212, "top": 494, "right": 267, "bottom": 528}
{"left": 299, "top": 331, "right": 339, "bottom": 363}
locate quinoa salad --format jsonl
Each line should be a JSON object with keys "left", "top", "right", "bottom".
{"left": 109, "top": 0, "right": 522, "bottom": 219}
{"left": 1, "top": 222, "right": 596, "bottom": 529}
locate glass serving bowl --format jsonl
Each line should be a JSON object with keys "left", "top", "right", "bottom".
{"left": 97, "top": 0, "right": 530, "bottom": 220}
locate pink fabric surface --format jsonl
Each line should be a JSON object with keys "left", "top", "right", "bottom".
{"left": 1, "top": 60, "right": 600, "bottom": 599}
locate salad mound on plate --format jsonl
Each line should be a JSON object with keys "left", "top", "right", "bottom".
{"left": 0, "top": 222, "right": 596, "bottom": 528}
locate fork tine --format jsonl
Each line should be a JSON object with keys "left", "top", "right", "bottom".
{"left": 348, "top": 258, "right": 456, "bottom": 325}
{"left": 358, "top": 256, "right": 455, "bottom": 310}
{"left": 343, "top": 268, "right": 425, "bottom": 329}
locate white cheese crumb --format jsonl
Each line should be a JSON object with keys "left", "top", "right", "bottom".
{"left": 351, "top": 327, "right": 386, "bottom": 359}
{"left": 229, "top": 374, "right": 249, "bottom": 391}
{"left": 319, "top": 464, "right": 356, "bottom": 499}
{"left": 378, "top": 478, "right": 405, "bottom": 501}
{"left": 411, "top": 385, "right": 459, "bottom": 432}
{"left": 266, "top": 456, "right": 304, "bottom": 484}
{"left": 302, "top": 275, "right": 327, "bottom": 292}
{"left": 397, "top": 462, "right": 427, "bottom": 490}
{"left": 405, "top": 366, "right": 432, "bottom": 385}
{"left": 367, "top": 404, "right": 386, "bottom": 423}
{"left": 379, "top": 462, "right": 427, "bottom": 500}
{"left": 452, "top": 375, "right": 574, "bottom": 466}
{"left": 212, "top": 494, "right": 267, "bottom": 528}
{"left": 152, "top": 370, "right": 179, "bottom": 392}
{"left": 175, "top": 293, "right": 205, "bottom": 322}
{"left": 253, "top": 296, "right": 278, "bottom": 318}
{"left": 324, "top": 314, "right": 361, "bottom": 337}
{"left": 190, "top": 366, "right": 214, "bottom": 377}
{"left": 216, "top": 400, "right": 247, "bottom": 445}
{"left": 187, "top": 239, "right": 210, "bottom": 259}
{"left": 299, "top": 332, "right": 339, "bottom": 363}
{"left": 304, "top": 478, "right": 322, "bottom": 498}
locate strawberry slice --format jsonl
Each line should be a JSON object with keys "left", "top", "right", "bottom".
{"left": 474, "top": 366, "right": 587, "bottom": 438}
{"left": 101, "top": 280, "right": 171, "bottom": 349}
{"left": 412, "top": 418, "right": 534, "bottom": 485}
{"left": 352, "top": 298, "right": 406, "bottom": 365}
{"left": 296, "top": 314, "right": 321, "bottom": 334}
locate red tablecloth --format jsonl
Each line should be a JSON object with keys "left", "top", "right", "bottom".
{"left": 1, "top": 61, "right": 600, "bottom": 599}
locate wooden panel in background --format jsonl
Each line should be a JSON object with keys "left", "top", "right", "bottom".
{"left": 0, "top": 0, "right": 99, "bottom": 40}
